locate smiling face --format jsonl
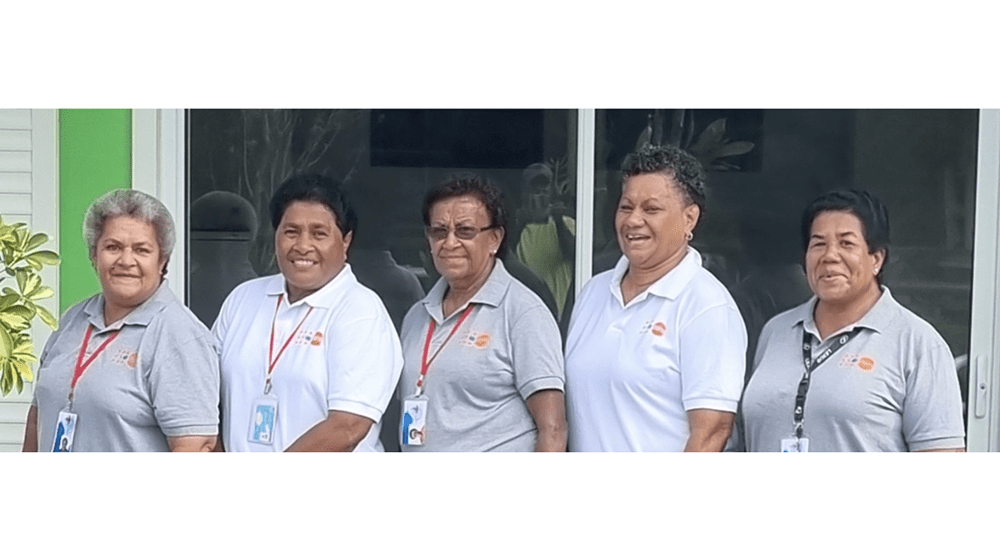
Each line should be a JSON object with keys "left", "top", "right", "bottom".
{"left": 93, "top": 216, "right": 165, "bottom": 314}
{"left": 805, "top": 210, "right": 884, "bottom": 306}
{"left": 616, "top": 173, "right": 700, "bottom": 274}
{"left": 427, "top": 194, "right": 502, "bottom": 291}
{"left": 275, "top": 200, "right": 352, "bottom": 302}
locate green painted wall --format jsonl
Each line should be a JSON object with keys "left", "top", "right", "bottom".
{"left": 58, "top": 109, "right": 132, "bottom": 313}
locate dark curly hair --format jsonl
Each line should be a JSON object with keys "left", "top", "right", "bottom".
{"left": 422, "top": 173, "right": 508, "bottom": 257}
{"left": 621, "top": 144, "right": 707, "bottom": 230}
{"left": 269, "top": 174, "right": 356, "bottom": 237}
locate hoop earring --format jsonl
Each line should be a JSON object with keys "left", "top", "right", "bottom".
{"left": 685, "top": 231, "right": 693, "bottom": 242}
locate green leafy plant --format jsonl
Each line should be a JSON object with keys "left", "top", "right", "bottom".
{"left": 0, "top": 215, "right": 59, "bottom": 396}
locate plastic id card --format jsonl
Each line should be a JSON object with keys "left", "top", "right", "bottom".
{"left": 248, "top": 395, "right": 279, "bottom": 445}
{"left": 52, "top": 409, "right": 78, "bottom": 452}
{"left": 401, "top": 396, "right": 428, "bottom": 447}
{"left": 780, "top": 437, "right": 809, "bottom": 452}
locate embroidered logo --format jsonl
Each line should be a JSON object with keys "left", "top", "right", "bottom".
{"left": 639, "top": 320, "right": 667, "bottom": 337}
{"left": 839, "top": 353, "right": 876, "bottom": 372}
{"left": 111, "top": 349, "right": 138, "bottom": 369}
{"left": 461, "top": 331, "right": 491, "bottom": 349}
{"left": 294, "top": 330, "right": 323, "bottom": 347}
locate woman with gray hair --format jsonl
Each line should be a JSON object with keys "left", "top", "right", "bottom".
{"left": 22, "top": 189, "right": 220, "bottom": 452}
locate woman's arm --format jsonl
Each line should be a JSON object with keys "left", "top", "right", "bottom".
{"left": 684, "top": 409, "right": 735, "bottom": 452}
{"left": 168, "top": 435, "right": 217, "bottom": 452}
{"left": 22, "top": 405, "right": 38, "bottom": 452}
{"left": 526, "top": 389, "right": 568, "bottom": 452}
{"left": 284, "top": 410, "right": 374, "bottom": 452}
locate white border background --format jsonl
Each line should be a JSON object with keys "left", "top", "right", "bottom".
{"left": 3, "top": 3, "right": 999, "bottom": 558}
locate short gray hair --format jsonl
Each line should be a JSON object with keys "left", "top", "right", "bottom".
{"left": 83, "top": 189, "right": 176, "bottom": 262}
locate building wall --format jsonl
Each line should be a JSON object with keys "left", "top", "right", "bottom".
{"left": 0, "top": 109, "right": 131, "bottom": 452}
{"left": 58, "top": 109, "right": 132, "bottom": 312}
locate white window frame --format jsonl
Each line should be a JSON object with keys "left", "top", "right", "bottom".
{"left": 137, "top": 108, "right": 1000, "bottom": 451}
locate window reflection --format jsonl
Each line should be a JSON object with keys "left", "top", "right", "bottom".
{"left": 188, "top": 109, "right": 578, "bottom": 332}
{"left": 593, "top": 109, "right": 977, "bottom": 419}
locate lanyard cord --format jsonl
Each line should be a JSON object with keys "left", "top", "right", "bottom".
{"left": 265, "top": 294, "right": 314, "bottom": 394}
{"left": 415, "top": 304, "right": 476, "bottom": 397}
{"left": 794, "top": 328, "right": 861, "bottom": 438}
{"left": 68, "top": 324, "right": 120, "bottom": 409}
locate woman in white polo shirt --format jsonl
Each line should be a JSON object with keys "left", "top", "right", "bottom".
{"left": 740, "top": 190, "right": 965, "bottom": 452}
{"left": 565, "top": 144, "right": 747, "bottom": 452}
{"left": 213, "top": 174, "right": 402, "bottom": 452}
{"left": 398, "top": 174, "right": 567, "bottom": 452}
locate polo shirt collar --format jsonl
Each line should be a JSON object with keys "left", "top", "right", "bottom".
{"left": 265, "top": 264, "right": 356, "bottom": 309}
{"left": 423, "top": 259, "right": 511, "bottom": 323}
{"left": 796, "top": 286, "right": 894, "bottom": 339}
{"left": 608, "top": 247, "right": 702, "bottom": 306}
{"left": 85, "top": 279, "right": 173, "bottom": 331}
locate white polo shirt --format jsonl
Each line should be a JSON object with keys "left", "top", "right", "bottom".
{"left": 565, "top": 249, "right": 746, "bottom": 451}
{"left": 213, "top": 265, "right": 402, "bottom": 452}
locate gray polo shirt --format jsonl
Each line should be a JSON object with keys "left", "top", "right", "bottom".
{"left": 741, "top": 288, "right": 965, "bottom": 452}
{"left": 32, "top": 281, "right": 220, "bottom": 452}
{"left": 398, "top": 260, "right": 565, "bottom": 452}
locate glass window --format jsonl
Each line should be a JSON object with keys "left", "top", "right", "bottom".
{"left": 592, "top": 109, "right": 978, "bottom": 420}
{"left": 186, "top": 109, "right": 578, "bottom": 449}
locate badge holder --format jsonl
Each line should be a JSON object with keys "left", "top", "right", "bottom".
{"left": 401, "top": 395, "right": 428, "bottom": 447}
{"left": 52, "top": 409, "right": 78, "bottom": 452}
{"left": 248, "top": 385, "right": 279, "bottom": 445}
{"left": 780, "top": 437, "right": 809, "bottom": 452}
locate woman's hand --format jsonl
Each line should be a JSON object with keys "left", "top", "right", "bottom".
{"left": 684, "top": 409, "right": 734, "bottom": 452}
{"left": 284, "top": 410, "right": 373, "bottom": 452}
{"left": 527, "top": 389, "right": 568, "bottom": 452}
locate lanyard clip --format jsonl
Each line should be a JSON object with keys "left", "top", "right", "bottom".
{"left": 264, "top": 379, "right": 273, "bottom": 395}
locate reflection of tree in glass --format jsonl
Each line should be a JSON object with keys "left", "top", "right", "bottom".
{"left": 635, "top": 110, "right": 755, "bottom": 171}
{"left": 233, "top": 110, "right": 367, "bottom": 274}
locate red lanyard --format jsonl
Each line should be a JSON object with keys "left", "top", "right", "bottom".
{"left": 265, "top": 294, "right": 314, "bottom": 394}
{"left": 416, "top": 304, "right": 475, "bottom": 395}
{"left": 68, "top": 324, "right": 120, "bottom": 406}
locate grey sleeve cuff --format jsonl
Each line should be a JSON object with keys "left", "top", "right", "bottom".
{"left": 908, "top": 436, "right": 966, "bottom": 451}
{"left": 161, "top": 423, "right": 220, "bottom": 438}
{"left": 518, "top": 376, "right": 565, "bottom": 400}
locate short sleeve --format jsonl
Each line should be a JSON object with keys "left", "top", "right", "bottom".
{"left": 148, "top": 330, "right": 221, "bottom": 437}
{"left": 679, "top": 304, "right": 747, "bottom": 412}
{"left": 510, "top": 304, "right": 565, "bottom": 400}
{"left": 326, "top": 308, "right": 403, "bottom": 423}
{"left": 902, "top": 343, "right": 966, "bottom": 451}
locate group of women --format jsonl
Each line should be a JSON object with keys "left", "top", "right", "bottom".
{"left": 21, "top": 143, "right": 966, "bottom": 452}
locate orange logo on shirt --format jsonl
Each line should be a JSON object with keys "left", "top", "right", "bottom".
{"left": 311, "top": 332, "right": 323, "bottom": 346}
{"left": 858, "top": 356, "right": 876, "bottom": 371}
{"left": 651, "top": 322, "right": 667, "bottom": 337}
{"left": 126, "top": 353, "right": 138, "bottom": 368}
{"left": 475, "top": 334, "right": 490, "bottom": 348}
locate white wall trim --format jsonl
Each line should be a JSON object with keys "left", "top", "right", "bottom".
{"left": 966, "top": 109, "right": 1000, "bottom": 451}
{"left": 575, "top": 109, "right": 596, "bottom": 295}
{"left": 132, "top": 109, "right": 187, "bottom": 302}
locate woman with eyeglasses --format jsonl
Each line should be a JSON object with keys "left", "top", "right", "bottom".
{"left": 397, "top": 174, "right": 567, "bottom": 452}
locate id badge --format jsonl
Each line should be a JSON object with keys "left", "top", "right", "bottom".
{"left": 780, "top": 437, "right": 809, "bottom": 452}
{"left": 401, "top": 395, "right": 428, "bottom": 447}
{"left": 248, "top": 395, "right": 279, "bottom": 445}
{"left": 52, "top": 409, "right": 78, "bottom": 452}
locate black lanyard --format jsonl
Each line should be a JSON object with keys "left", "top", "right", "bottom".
{"left": 794, "top": 328, "right": 861, "bottom": 438}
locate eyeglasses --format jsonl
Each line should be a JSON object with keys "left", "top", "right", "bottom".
{"left": 425, "top": 224, "right": 498, "bottom": 241}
